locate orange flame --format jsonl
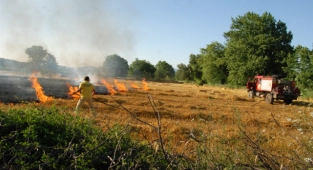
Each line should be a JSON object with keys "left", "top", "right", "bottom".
{"left": 114, "top": 79, "right": 128, "bottom": 92}
{"left": 101, "top": 79, "right": 117, "bottom": 95}
{"left": 30, "top": 72, "right": 53, "bottom": 103}
{"left": 142, "top": 78, "right": 149, "bottom": 91}
{"left": 66, "top": 83, "right": 81, "bottom": 100}
{"left": 129, "top": 81, "right": 139, "bottom": 89}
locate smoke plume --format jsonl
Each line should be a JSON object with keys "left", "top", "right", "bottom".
{"left": 0, "top": 0, "right": 136, "bottom": 67}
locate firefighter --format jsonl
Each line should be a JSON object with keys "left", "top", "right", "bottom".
{"left": 74, "top": 76, "right": 97, "bottom": 117}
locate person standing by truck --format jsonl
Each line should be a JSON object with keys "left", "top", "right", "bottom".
{"left": 74, "top": 76, "right": 97, "bottom": 117}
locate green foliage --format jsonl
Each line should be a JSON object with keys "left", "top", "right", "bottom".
{"left": 283, "top": 52, "right": 299, "bottom": 80}
{"left": 128, "top": 58, "right": 156, "bottom": 80}
{"left": 154, "top": 61, "right": 175, "bottom": 81}
{"left": 175, "top": 63, "right": 191, "bottom": 81}
{"left": 200, "top": 42, "right": 228, "bottom": 84}
{"left": 25, "top": 46, "right": 59, "bottom": 74}
{"left": 102, "top": 54, "right": 129, "bottom": 77}
{"left": 224, "top": 12, "right": 293, "bottom": 85}
{"left": 282, "top": 45, "right": 313, "bottom": 98}
{"left": 188, "top": 54, "right": 203, "bottom": 82}
{"left": 294, "top": 46, "right": 313, "bottom": 89}
{"left": 0, "top": 107, "right": 168, "bottom": 169}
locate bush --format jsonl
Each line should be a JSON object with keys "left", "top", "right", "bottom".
{"left": 0, "top": 106, "right": 167, "bottom": 169}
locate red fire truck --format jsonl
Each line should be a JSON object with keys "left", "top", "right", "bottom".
{"left": 246, "top": 75, "right": 300, "bottom": 104}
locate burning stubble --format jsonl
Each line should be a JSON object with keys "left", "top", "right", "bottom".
{"left": 30, "top": 72, "right": 53, "bottom": 103}
{"left": 142, "top": 79, "right": 149, "bottom": 91}
{"left": 129, "top": 80, "right": 140, "bottom": 89}
{"left": 66, "top": 83, "right": 81, "bottom": 100}
{"left": 114, "top": 79, "right": 128, "bottom": 92}
{"left": 101, "top": 79, "right": 117, "bottom": 95}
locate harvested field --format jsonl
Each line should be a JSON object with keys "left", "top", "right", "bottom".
{"left": 1, "top": 79, "right": 313, "bottom": 166}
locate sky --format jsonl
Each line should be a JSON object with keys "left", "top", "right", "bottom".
{"left": 0, "top": 0, "right": 312, "bottom": 69}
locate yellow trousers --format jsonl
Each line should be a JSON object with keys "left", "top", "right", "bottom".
{"left": 75, "top": 97, "right": 97, "bottom": 116}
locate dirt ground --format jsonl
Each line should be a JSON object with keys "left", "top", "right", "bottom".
{"left": 2, "top": 79, "right": 313, "bottom": 156}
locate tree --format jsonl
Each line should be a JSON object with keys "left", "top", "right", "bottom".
{"left": 154, "top": 61, "right": 175, "bottom": 80}
{"left": 44, "top": 53, "right": 58, "bottom": 74}
{"left": 102, "top": 54, "right": 129, "bottom": 77}
{"left": 175, "top": 63, "right": 191, "bottom": 81}
{"left": 128, "top": 58, "right": 156, "bottom": 80}
{"left": 200, "top": 42, "right": 228, "bottom": 84}
{"left": 25, "top": 46, "right": 58, "bottom": 74}
{"left": 283, "top": 51, "right": 298, "bottom": 80}
{"left": 291, "top": 46, "right": 313, "bottom": 90}
{"left": 224, "top": 12, "right": 293, "bottom": 85}
{"left": 0, "top": 58, "right": 4, "bottom": 70}
{"left": 187, "top": 54, "right": 203, "bottom": 84}
{"left": 0, "top": 58, "right": 24, "bottom": 72}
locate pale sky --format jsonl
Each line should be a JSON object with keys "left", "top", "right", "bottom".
{"left": 0, "top": 0, "right": 312, "bottom": 68}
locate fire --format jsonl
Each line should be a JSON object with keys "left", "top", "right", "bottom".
{"left": 142, "top": 78, "right": 149, "bottom": 91}
{"left": 101, "top": 79, "right": 117, "bottom": 95}
{"left": 114, "top": 79, "right": 128, "bottom": 92}
{"left": 30, "top": 72, "right": 53, "bottom": 103}
{"left": 66, "top": 83, "right": 81, "bottom": 100}
{"left": 129, "top": 81, "right": 139, "bottom": 89}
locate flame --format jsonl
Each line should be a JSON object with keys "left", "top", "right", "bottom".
{"left": 30, "top": 72, "right": 53, "bottom": 103}
{"left": 129, "top": 81, "right": 139, "bottom": 89}
{"left": 101, "top": 79, "right": 117, "bottom": 95}
{"left": 114, "top": 79, "right": 128, "bottom": 92}
{"left": 66, "top": 83, "right": 81, "bottom": 100}
{"left": 142, "top": 78, "right": 149, "bottom": 91}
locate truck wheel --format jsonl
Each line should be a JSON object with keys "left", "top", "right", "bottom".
{"left": 284, "top": 99, "right": 293, "bottom": 104}
{"left": 248, "top": 91, "right": 254, "bottom": 98}
{"left": 265, "top": 93, "right": 273, "bottom": 104}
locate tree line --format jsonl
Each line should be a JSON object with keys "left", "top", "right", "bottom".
{"left": 1, "top": 11, "right": 312, "bottom": 93}
{"left": 176, "top": 12, "right": 313, "bottom": 94}
{"left": 0, "top": 47, "right": 176, "bottom": 81}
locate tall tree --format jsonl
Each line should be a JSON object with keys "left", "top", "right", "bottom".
{"left": 44, "top": 53, "right": 58, "bottom": 74}
{"left": 187, "top": 54, "right": 203, "bottom": 83}
{"left": 25, "top": 46, "right": 58, "bottom": 74}
{"left": 128, "top": 58, "right": 156, "bottom": 80}
{"left": 102, "top": 54, "right": 129, "bottom": 77}
{"left": 154, "top": 61, "right": 175, "bottom": 80}
{"left": 175, "top": 63, "right": 191, "bottom": 81}
{"left": 292, "top": 46, "right": 313, "bottom": 90}
{"left": 224, "top": 12, "right": 293, "bottom": 85}
{"left": 200, "top": 42, "right": 228, "bottom": 84}
{"left": 283, "top": 51, "right": 298, "bottom": 80}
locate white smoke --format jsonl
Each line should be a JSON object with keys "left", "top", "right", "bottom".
{"left": 0, "top": 0, "right": 136, "bottom": 67}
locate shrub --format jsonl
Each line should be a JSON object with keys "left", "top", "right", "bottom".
{"left": 0, "top": 106, "right": 167, "bottom": 169}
